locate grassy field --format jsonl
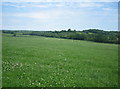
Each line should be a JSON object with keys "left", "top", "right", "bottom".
{"left": 2, "top": 33, "right": 118, "bottom": 87}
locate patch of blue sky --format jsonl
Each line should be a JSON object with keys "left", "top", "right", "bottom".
{"left": 2, "top": 2, "right": 118, "bottom": 31}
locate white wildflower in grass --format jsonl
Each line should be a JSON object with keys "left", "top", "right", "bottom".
{"left": 50, "top": 84, "right": 52, "bottom": 87}
{"left": 63, "top": 85, "right": 66, "bottom": 87}
{"left": 41, "top": 78, "right": 44, "bottom": 80}
{"left": 16, "top": 63, "right": 19, "bottom": 66}
{"left": 73, "top": 85, "right": 76, "bottom": 87}
{"left": 64, "top": 58, "right": 67, "bottom": 61}
{"left": 32, "top": 83, "right": 34, "bottom": 85}
{"left": 38, "top": 83, "right": 41, "bottom": 85}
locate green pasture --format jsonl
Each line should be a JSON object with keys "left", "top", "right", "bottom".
{"left": 2, "top": 33, "right": 118, "bottom": 87}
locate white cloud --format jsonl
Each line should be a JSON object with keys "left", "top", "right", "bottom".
{"left": 9, "top": 13, "right": 51, "bottom": 20}
{"left": 2, "top": 1, "right": 118, "bottom": 31}
{"left": 9, "top": 4, "right": 26, "bottom": 8}
{"left": 79, "top": 2, "right": 103, "bottom": 7}
{"left": 2, "top": 0, "right": 119, "bottom": 2}
{"left": 3, "top": 3, "right": 26, "bottom": 8}
{"left": 3, "top": 3, "right": 48, "bottom": 8}
{"left": 2, "top": 2, "right": 65, "bottom": 8}
{"left": 3, "top": 9, "right": 84, "bottom": 25}
{"left": 32, "top": 5, "right": 48, "bottom": 8}
{"left": 2, "top": 2, "right": 118, "bottom": 9}
{"left": 4, "top": 10, "right": 74, "bottom": 21}
{"left": 26, "top": 13, "right": 52, "bottom": 19}
{"left": 102, "top": 8, "right": 114, "bottom": 11}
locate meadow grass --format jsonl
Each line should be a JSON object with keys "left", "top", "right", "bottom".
{"left": 2, "top": 33, "right": 118, "bottom": 87}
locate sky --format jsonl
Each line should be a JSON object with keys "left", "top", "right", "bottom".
{"left": 1, "top": 1, "right": 118, "bottom": 31}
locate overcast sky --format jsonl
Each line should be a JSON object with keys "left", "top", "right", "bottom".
{"left": 2, "top": 1, "right": 118, "bottom": 31}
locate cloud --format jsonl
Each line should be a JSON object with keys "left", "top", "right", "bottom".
{"left": 3, "top": 2, "right": 24, "bottom": 7}
{"left": 2, "top": 2, "right": 65, "bottom": 8}
{"left": 8, "top": 13, "right": 52, "bottom": 20}
{"left": 79, "top": 2, "right": 103, "bottom": 7}
{"left": 23, "top": 13, "right": 52, "bottom": 19}
{"left": 3, "top": 3, "right": 26, "bottom": 8}
{"left": 2, "top": 1, "right": 118, "bottom": 31}
{"left": 102, "top": 8, "right": 114, "bottom": 11}
{"left": 3, "top": 2, "right": 47, "bottom": 8}
{"left": 2, "top": 0, "right": 119, "bottom": 2}
{"left": 2, "top": 2, "right": 118, "bottom": 9}
{"left": 2, "top": 2, "right": 104, "bottom": 9}
{"left": 4, "top": 9, "right": 76, "bottom": 21}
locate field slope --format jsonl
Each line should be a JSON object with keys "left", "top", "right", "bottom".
{"left": 2, "top": 33, "right": 118, "bottom": 87}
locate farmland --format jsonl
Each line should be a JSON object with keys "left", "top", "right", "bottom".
{"left": 2, "top": 33, "right": 118, "bottom": 87}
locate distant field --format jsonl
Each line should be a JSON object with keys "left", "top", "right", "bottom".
{"left": 2, "top": 33, "right": 118, "bottom": 87}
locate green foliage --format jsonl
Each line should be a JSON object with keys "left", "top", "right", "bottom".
{"left": 2, "top": 33, "right": 118, "bottom": 87}
{"left": 83, "top": 29, "right": 104, "bottom": 33}
{"left": 2, "top": 29, "right": 120, "bottom": 44}
{"left": 13, "top": 33, "right": 16, "bottom": 37}
{"left": 68, "top": 29, "right": 72, "bottom": 32}
{"left": 93, "top": 34, "right": 108, "bottom": 42}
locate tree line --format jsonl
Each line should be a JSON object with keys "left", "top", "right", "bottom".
{"left": 2, "top": 29, "right": 120, "bottom": 44}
